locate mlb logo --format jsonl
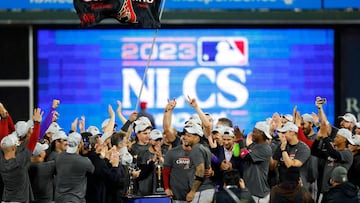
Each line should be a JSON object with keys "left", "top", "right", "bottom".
{"left": 198, "top": 37, "right": 248, "bottom": 66}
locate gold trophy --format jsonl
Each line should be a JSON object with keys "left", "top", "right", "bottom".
{"left": 155, "top": 163, "right": 165, "bottom": 193}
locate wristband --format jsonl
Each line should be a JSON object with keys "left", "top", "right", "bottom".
{"left": 240, "top": 149, "right": 249, "bottom": 158}
{"left": 195, "top": 175, "right": 204, "bottom": 182}
{"left": 281, "top": 149, "right": 287, "bottom": 153}
{"left": 121, "top": 120, "right": 132, "bottom": 132}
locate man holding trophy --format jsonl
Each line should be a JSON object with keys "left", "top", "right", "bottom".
{"left": 135, "top": 129, "right": 166, "bottom": 195}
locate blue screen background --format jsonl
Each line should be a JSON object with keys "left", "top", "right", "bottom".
{"left": 37, "top": 28, "right": 334, "bottom": 134}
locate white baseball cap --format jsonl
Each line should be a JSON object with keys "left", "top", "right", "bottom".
{"left": 133, "top": 117, "right": 152, "bottom": 133}
{"left": 184, "top": 120, "right": 203, "bottom": 137}
{"left": 302, "top": 113, "right": 314, "bottom": 123}
{"left": 52, "top": 130, "right": 67, "bottom": 142}
{"left": 185, "top": 114, "right": 202, "bottom": 126}
{"left": 1, "top": 132, "right": 18, "bottom": 148}
{"left": 212, "top": 125, "right": 225, "bottom": 135}
{"left": 222, "top": 126, "right": 235, "bottom": 137}
{"left": 87, "top": 126, "right": 101, "bottom": 136}
{"left": 283, "top": 114, "right": 293, "bottom": 122}
{"left": 278, "top": 122, "right": 299, "bottom": 133}
{"left": 46, "top": 122, "right": 62, "bottom": 134}
{"left": 33, "top": 142, "right": 49, "bottom": 156}
{"left": 66, "top": 132, "right": 82, "bottom": 154}
{"left": 350, "top": 135, "right": 360, "bottom": 146}
{"left": 337, "top": 128, "right": 354, "bottom": 145}
{"left": 255, "top": 121, "right": 272, "bottom": 139}
{"left": 338, "top": 113, "right": 357, "bottom": 124}
{"left": 15, "top": 121, "right": 32, "bottom": 138}
{"left": 150, "top": 129, "right": 163, "bottom": 140}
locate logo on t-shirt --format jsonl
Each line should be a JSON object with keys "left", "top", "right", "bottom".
{"left": 176, "top": 157, "right": 190, "bottom": 169}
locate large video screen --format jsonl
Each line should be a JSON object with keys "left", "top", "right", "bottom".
{"left": 37, "top": 28, "right": 334, "bottom": 133}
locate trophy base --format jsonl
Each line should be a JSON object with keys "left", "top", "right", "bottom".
{"left": 155, "top": 187, "right": 165, "bottom": 193}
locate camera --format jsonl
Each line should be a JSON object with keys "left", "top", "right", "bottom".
{"left": 319, "top": 98, "right": 327, "bottom": 104}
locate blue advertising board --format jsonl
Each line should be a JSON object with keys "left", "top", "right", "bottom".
{"left": 37, "top": 28, "right": 334, "bottom": 133}
{"left": 323, "top": 0, "right": 360, "bottom": 9}
{"left": 0, "top": 0, "right": 73, "bottom": 9}
{"left": 0, "top": 0, "right": 321, "bottom": 10}
{"left": 165, "top": 0, "right": 321, "bottom": 9}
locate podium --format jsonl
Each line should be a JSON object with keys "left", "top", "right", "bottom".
{"left": 124, "top": 195, "right": 170, "bottom": 203}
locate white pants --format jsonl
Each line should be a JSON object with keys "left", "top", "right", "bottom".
{"left": 252, "top": 193, "right": 270, "bottom": 203}
{"left": 191, "top": 188, "right": 215, "bottom": 203}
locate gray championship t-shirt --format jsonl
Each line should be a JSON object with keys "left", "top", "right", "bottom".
{"left": 189, "top": 143, "right": 215, "bottom": 192}
{"left": 243, "top": 142, "right": 272, "bottom": 198}
{"left": 0, "top": 147, "right": 32, "bottom": 202}
{"left": 29, "top": 160, "right": 56, "bottom": 202}
{"left": 55, "top": 152, "right": 94, "bottom": 203}
{"left": 273, "top": 141, "right": 310, "bottom": 184}
{"left": 163, "top": 145, "right": 191, "bottom": 201}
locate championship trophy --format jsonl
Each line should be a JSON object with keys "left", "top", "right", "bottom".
{"left": 155, "top": 163, "right": 165, "bottom": 193}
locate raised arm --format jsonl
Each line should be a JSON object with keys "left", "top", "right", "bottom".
{"left": 0, "top": 102, "right": 13, "bottom": 140}
{"left": 116, "top": 100, "right": 127, "bottom": 125}
{"left": 28, "top": 108, "right": 44, "bottom": 152}
{"left": 163, "top": 99, "right": 178, "bottom": 143}
{"left": 187, "top": 96, "right": 212, "bottom": 138}
{"left": 39, "top": 99, "right": 60, "bottom": 140}
{"left": 100, "top": 105, "right": 116, "bottom": 143}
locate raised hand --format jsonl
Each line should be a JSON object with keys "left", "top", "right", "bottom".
{"left": 116, "top": 100, "right": 123, "bottom": 115}
{"left": 271, "top": 112, "right": 282, "bottom": 131}
{"left": 108, "top": 104, "right": 115, "bottom": 117}
{"left": 292, "top": 105, "right": 297, "bottom": 123}
{"left": 129, "top": 111, "right": 138, "bottom": 122}
{"left": 187, "top": 95, "right": 198, "bottom": 109}
{"left": 315, "top": 96, "right": 323, "bottom": 109}
{"left": 246, "top": 132, "right": 253, "bottom": 147}
{"left": 52, "top": 99, "right": 60, "bottom": 109}
{"left": 71, "top": 117, "right": 79, "bottom": 132}
{"left": 165, "top": 98, "right": 177, "bottom": 112}
{"left": 294, "top": 111, "right": 301, "bottom": 127}
{"left": 234, "top": 125, "right": 245, "bottom": 141}
{"left": 33, "top": 108, "right": 44, "bottom": 123}
{"left": 79, "top": 116, "right": 85, "bottom": 133}
{"left": 0, "top": 102, "right": 8, "bottom": 118}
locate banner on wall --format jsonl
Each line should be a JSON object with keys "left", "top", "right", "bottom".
{"left": 37, "top": 28, "right": 334, "bottom": 133}
{"left": 0, "top": 0, "right": 322, "bottom": 10}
